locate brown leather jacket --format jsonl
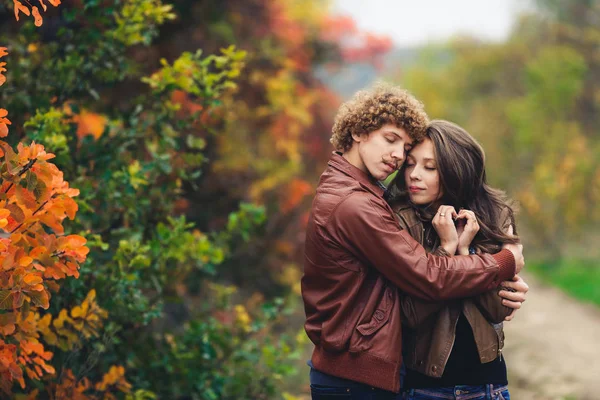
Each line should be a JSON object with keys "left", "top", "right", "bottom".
{"left": 301, "top": 153, "right": 516, "bottom": 393}
{"left": 394, "top": 203, "right": 513, "bottom": 379}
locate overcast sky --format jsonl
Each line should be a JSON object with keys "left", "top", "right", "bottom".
{"left": 333, "top": 0, "right": 532, "bottom": 47}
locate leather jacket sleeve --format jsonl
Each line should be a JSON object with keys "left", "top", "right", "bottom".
{"left": 472, "top": 287, "right": 513, "bottom": 324}
{"left": 400, "top": 245, "right": 450, "bottom": 327}
{"left": 400, "top": 237, "right": 512, "bottom": 325}
{"left": 333, "top": 193, "right": 516, "bottom": 301}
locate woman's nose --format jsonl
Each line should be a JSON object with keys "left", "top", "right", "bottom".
{"left": 410, "top": 168, "right": 420, "bottom": 180}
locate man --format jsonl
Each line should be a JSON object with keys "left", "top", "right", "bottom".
{"left": 301, "top": 83, "right": 527, "bottom": 398}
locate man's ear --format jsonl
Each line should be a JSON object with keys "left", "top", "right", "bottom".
{"left": 352, "top": 132, "right": 366, "bottom": 143}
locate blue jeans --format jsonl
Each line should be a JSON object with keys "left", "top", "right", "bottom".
{"left": 310, "top": 384, "right": 403, "bottom": 399}
{"left": 402, "top": 384, "right": 510, "bottom": 400}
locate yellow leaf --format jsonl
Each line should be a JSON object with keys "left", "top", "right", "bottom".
{"left": 70, "top": 305, "right": 83, "bottom": 318}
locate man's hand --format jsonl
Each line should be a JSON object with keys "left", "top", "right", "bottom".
{"left": 499, "top": 274, "right": 529, "bottom": 321}
{"left": 502, "top": 225, "right": 524, "bottom": 274}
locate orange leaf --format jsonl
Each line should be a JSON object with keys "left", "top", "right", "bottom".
{"left": 0, "top": 312, "right": 16, "bottom": 335}
{"left": 12, "top": 291, "right": 24, "bottom": 308}
{"left": 75, "top": 110, "right": 107, "bottom": 140}
{"left": 65, "top": 235, "right": 86, "bottom": 248}
{"left": 38, "top": 0, "right": 47, "bottom": 11}
{"left": 0, "top": 48, "right": 7, "bottom": 58}
{"left": 0, "top": 108, "right": 10, "bottom": 137}
{"left": 19, "top": 256, "right": 33, "bottom": 267}
{"left": 47, "top": 0, "right": 60, "bottom": 6}
{"left": 0, "top": 122, "right": 9, "bottom": 137}
{"left": 31, "top": 6, "right": 42, "bottom": 27}
{"left": 13, "top": 0, "right": 31, "bottom": 21}
{"left": 0, "top": 218, "right": 7, "bottom": 229}
{"left": 29, "top": 246, "right": 47, "bottom": 258}
{"left": 23, "top": 274, "right": 43, "bottom": 285}
{"left": 16, "top": 186, "right": 38, "bottom": 210}
{"left": 0, "top": 62, "right": 6, "bottom": 87}
{"left": 28, "top": 289, "right": 49, "bottom": 309}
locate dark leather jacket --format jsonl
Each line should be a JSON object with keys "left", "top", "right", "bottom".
{"left": 394, "top": 203, "right": 513, "bottom": 378}
{"left": 301, "top": 153, "right": 516, "bottom": 393}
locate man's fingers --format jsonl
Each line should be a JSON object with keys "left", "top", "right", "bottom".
{"left": 504, "top": 309, "right": 517, "bottom": 321}
{"left": 499, "top": 290, "right": 526, "bottom": 302}
{"left": 502, "top": 299, "right": 522, "bottom": 309}
{"left": 501, "top": 277, "right": 529, "bottom": 293}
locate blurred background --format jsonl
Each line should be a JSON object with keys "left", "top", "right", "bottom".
{"left": 0, "top": 0, "right": 598, "bottom": 399}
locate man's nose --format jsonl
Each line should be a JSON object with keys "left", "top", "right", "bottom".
{"left": 391, "top": 149, "right": 404, "bottom": 163}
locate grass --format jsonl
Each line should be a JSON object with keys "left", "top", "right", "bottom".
{"left": 528, "top": 259, "right": 600, "bottom": 307}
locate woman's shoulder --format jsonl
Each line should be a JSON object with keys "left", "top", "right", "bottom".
{"left": 388, "top": 199, "right": 423, "bottom": 232}
{"left": 389, "top": 196, "right": 412, "bottom": 214}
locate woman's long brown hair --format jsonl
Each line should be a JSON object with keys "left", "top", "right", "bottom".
{"left": 388, "top": 120, "right": 519, "bottom": 252}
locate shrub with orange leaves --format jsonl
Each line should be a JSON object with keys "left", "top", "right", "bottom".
{"left": 0, "top": 0, "right": 391, "bottom": 398}
{"left": 0, "top": 38, "right": 93, "bottom": 395}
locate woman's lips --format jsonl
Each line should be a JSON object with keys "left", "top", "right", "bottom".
{"left": 408, "top": 186, "right": 424, "bottom": 193}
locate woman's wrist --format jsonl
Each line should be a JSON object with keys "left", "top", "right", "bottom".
{"left": 457, "top": 246, "right": 470, "bottom": 255}
{"left": 440, "top": 240, "right": 458, "bottom": 255}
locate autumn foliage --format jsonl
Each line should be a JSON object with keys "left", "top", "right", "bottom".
{"left": 12, "top": 0, "right": 61, "bottom": 27}
{"left": 0, "top": 0, "right": 392, "bottom": 398}
{"left": 0, "top": 6, "right": 135, "bottom": 399}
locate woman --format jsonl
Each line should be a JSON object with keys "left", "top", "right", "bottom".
{"left": 388, "top": 120, "right": 518, "bottom": 400}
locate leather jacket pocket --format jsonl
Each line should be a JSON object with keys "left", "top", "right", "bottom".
{"left": 350, "top": 285, "right": 394, "bottom": 352}
{"left": 356, "top": 305, "right": 391, "bottom": 336}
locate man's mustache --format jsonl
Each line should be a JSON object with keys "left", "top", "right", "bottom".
{"left": 382, "top": 157, "right": 400, "bottom": 170}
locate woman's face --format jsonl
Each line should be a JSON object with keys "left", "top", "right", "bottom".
{"left": 404, "top": 138, "right": 442, "bottom": 205}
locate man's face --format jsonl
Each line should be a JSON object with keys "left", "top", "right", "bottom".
{"left": 353, "top": 124, "right": 413, "bottom": 181}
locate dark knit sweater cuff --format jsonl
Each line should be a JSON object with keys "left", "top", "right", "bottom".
{"left": 492, "top": 249, "right": 516, "bottom": 283}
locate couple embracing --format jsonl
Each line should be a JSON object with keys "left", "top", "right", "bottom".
{"left": 301, "top": 83, "right": 528, "bottom": 400}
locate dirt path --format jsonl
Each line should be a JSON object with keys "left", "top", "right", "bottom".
{"left": 503, "top": 273, "right": 600, "bottom": 400}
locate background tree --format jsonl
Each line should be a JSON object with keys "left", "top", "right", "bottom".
{"left": 394, "top": 0, "right": 600, "bottom": 259}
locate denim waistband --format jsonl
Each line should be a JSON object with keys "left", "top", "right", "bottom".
{"left": 404, "top": 384, "right": 508, "bottom": 399}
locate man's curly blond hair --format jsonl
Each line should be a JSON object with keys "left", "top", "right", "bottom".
{"left": 330, "top": 82, "right": 429, "bottom": 152}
